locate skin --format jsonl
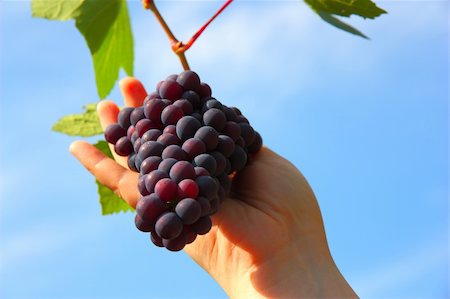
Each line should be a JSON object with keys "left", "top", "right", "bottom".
{"left": 70, "top": 77, "right": 358, "bottom": 298}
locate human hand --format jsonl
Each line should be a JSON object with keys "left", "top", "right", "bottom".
{"left": 70, "top": 77, "right": 358, "bottom": 299}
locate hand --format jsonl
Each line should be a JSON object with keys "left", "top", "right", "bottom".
{"left": 70, "top": 77, "right": 358, "bottom": 298}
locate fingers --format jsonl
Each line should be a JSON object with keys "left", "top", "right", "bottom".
{"left": 119, "top": 77, "right": 147, "bottom": 107}
{"left": 70, "top": 140, "right": 140, "bottom": 208}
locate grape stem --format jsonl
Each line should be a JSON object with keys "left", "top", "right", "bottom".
{"left": 142, "top": 0, "right": 234, "bottom": 71}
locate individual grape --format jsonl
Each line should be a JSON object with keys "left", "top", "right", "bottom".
{"left": 130, "top": 131, "right": 139, "bottom": 144}
{"left": 177, "top": 70, "right": 201, "bottom": 91}
{"left": 161, "top": 105, "right": 184, "bottom": 126}
{"left": 239, "top": 123, "right": 256, "bottom": 146}
{"left": 141, "top": 129, "right": 162, "bottom": 143}
{"left": 136, "top": 194, "right": 167, "bottom": 223}
{"left": 135, "top": 214, "right": 153, "bottom": 232}
{"left": 175, "top": 198, "right": 201, "bottom": 224}
{"left": 114, "top": 136, "right": 133, "bottom": 156}
{"left": 155, "top": 178, "right": 179, "bottom": 202}
{"left": 183, "top": 226, "right": 197, "bottom": 244}
{"left": 229, "top": 145, "right": 247, "bottom": 173}
{"left": 193, "top": 154, "right": 217, "bottom": 176}
{"left": 235, "top": 136, "right": 245, "bottom": 148}
{"left": 159, "top": 80, "right": 183, "bottom": 102}
{"left": 158, "top": 158, "right": 178, "bottom": 174}
{"left": 209, "top": 196, "right": 219, "bottom": 215}
{"left": 162, "top": 232, "right": 186, "bottom": 251}
{"left": 222, "top": 121, "right": 241, "bottom": 141}
{"left": 196, "top": 196, "right": 211, "bottom": 217}
{"left": 157, "top": 133, "right": 181, "bottom": 147}
{"left": 161, "top": 145, "right": 187, "bottom": 161}
{"left": 237, "top": 115, "right": 249, "bottom": 124}
{"left": 130, "top": 107, "right": 145, "bottom": 126}
{"left": 196, "top": 176, "right": 219, "bottom": 200}
{"left": 178, "top": 179, "right": 199, "bottom": 199}
{"left": 104, "top": 124, "right": 126, "bottom": 144}
{"left": 163, "top": 125, "right": 176, "bottom": 135}
{"left": 144, "top": 98, "right": 166, "bottom": 124}
{"left": 194, "top": 126, "right": 219, "bottom": 151}
{"left": 181, "top": 90, "right": 201, "bottom": 108}
{"left": 210, "top": 151, "right": 226, "bottom": 175}
{"left": 136, "top": 119, "right": 158, "bottom": 137}
{"left": 230, "top": 106, "right": 242, "bottom": 116}
{"left": 118, "top": 107, "right": 134, "bottom": 129}
{"left": 203, "top": 108, "right": 226, "bottom": 131}
{"left": 169, "top": 161, "right": 196, "bottom": 183}
{"left": 140, "top": 156, "right": 162, "bottom": 175}
{"left": 176, "top": 116, "right": 201, "bottom": 141}
{"left": 217, "top": 135, "right": 235, "bottom": 157}
{"left": 166, "top": 74, "right": 178, "bottom": 81}
{"left": 133, "top": 138, "right": 142, "bottom": 155}
{"left": 127, "top": 125, "right": 135, "bottom": 140}
{"left": 144, "top": 169, "right": 169, "bottom": 193}
{"left": 182, "top": 138, "right": 206, "bottom": 160}
{"left": 173, "top": 99, "right": 194, "bottom": 115}
{"left": 137, "top": 141, "right": 164, "bottom": 160}
{"left": 248, "top": 131, "right": 263, "bottom": 153}
{"left": 138, "top": 174, "right": 150, "bottom": 196}
{"left": 150, "top": 232, "right": 164, "bottom": 247}
{"left": 156, "top": 80, "right": 164, "bottom": 92}
{"left": 198, "top": 82, "right": 212, "bottom": 98}
{"left": 135, "top": 155, "right": 143, "bottom": 171}
{"left": 127, "top": 153, "right": 138, "bottom": 172}
{"left": 203, "top": 99, "right": 223, "bottom": 111}
{"left": 161, "top": 99, "right": 172, "bottom": 106}
{"left": 222, "top": 106, "right": 238, "bottom": 122}
{"left": 194, "top": 166, "right": 210, "bottom": 177}
{"left": 191, "top": 111, "right": 203, "bottom": 122}
{"left": 190, "top": 216, "right": 212, "bottom": 235}
{"left": 155, "top": 212, "right": 183, "bottom": 239}
{"left": 144, "top": 91, "right": 160, "bottom": 102}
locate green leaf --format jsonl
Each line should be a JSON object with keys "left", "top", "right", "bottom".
{"left": 31, "top": 0, "right": 84, "bottom": 20}
{"left": 52, "top": 103, "right": 103, "bottom": 136}
{"left": 86, "top": 0, "right": 134, "bottom": 98}
{"left": 304, "top": 0, "right": 387, "bottom": 38}
{"left": 32, "top": 0, "right": 134, "bottom": 99}
{"left": 316, "top": 11, "right": 368, "bottom": 39}
{"left": 94, "top": 141, "right": 134, "bottom": 215}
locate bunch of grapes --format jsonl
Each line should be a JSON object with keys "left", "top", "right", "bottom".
{"left": 104, "top": 71, "right": 262, "bottom": 251}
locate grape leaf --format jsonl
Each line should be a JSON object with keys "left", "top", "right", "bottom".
{"left": 31, "top": 0, "right": 134, "bottom": 99}
{"left": 52, "top": 103, "right": 102, "bottom": 136}
{"left": 304, "top": 0, "right": 387, "bottom": 38}
{"left": 94, "top": 141, "right": 134, "bottom": 215}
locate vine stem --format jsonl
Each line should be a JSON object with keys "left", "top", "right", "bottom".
{"left": 143, "top": 0, "right": 233, "bottom": 71}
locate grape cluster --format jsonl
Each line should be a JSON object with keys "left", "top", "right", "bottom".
{"left": 104, "top": 71, "right": 262, "bottom": 251}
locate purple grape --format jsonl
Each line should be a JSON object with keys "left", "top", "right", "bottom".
{"left": 145, "top": 91, "right": 160, "bottom": 102}
{"left": 118, "top": 107, "right": 134, "bottom": 129}
{"left": 191, "top": 112, "right": 203, "bottom": 122}
{"left": 196, "top": 196, "right": 211, "bottom": 217}
{"left": 144, "top": 169, "right": 169, "bottom": 193}
{"left": 144, "top": 98, "right": 166, "bottom": 124}
{"left": 196, "top": 176, "right": 219, "bottom": 200}
{"left": 136, "top": 194, "right": 167, "bottom": 224}
{"left": 104, "top": 124, "right": 126, "bottom": 144}
{"left": 222, "top": 121, "right": 241, "bottom": 141}
{"left": 140, "top": 156, "right": 162, "bottom": 175}
{"left": 159, "top": 80, "right": 183, "bottom": 102}
{"left": 162, "top": 233, "right": 186, "bottom": 251}
{"left": 190, "top": 216, "right": 212, "bottom": 235}
{"left": 161, "top": 105, "right": 184, "bottom": 126}
{"left": 169, "top": 161, "right": 196, "bottom": 183}
{"left": 229, "top": 145, "right": 247, "bottom": 173}
{"left": 194, "top": 166, "right": 210, "bottom": 177}
{"left": 158, "top": 158, "right": 178, "bottom": 174}
{"left": 127, "top": 154, "right": 138, "bottom": 172}
{"left": 138, "top": 174, "right": 150, "bottom": 196}
{"left": 223, "top": 106, "right": 238, "bottom": 122}
{"left": 217, "top": 135, "right": 235, "bottom": 157}
{"left": 114, "top": 136, "right": 133, "bottom": 156}
{"left": 181, "top": 90, "right": 201, "bottom": 108}
{"left": 133, "top": 138, "right": 142, "bottom": 153}
{"left": 248, "top": 131, "right": 263, "bottom": 153}
{"left": 127, "top": 125, "right": 135, "bottom": 140}
{"left": 173, "top": 99, "right": 194, "bottom": 115}
{"left": 130, "top": 107, "right": 145, "bottom": 126}
{"left": 130, "top": 131, "right": 139, "bottom": 144}
{"left": 230, "top": 106, "right": 242, "bottom": 116}
{"left": 203, "top": 99, "right": 223, "bottom": 111}
{"left": 182, "top": 138, "right": 206, "bottom": 160}
{"left": 136, "top": 119, "right": 158, "bottom": 137}
{"left": 150, "top": 232, "right": 164, "bottom": 247}
{"left": 175, "top": 198, "right": 201, "bottom": 224}
{"left": 183, "top": 226, "right": 197, "bottom": 244}
{"left": 193, "top": 154, "right": 217, "bottom": 176}
{"left": 209, "top": 196, "right": 219, "bottom": 215}
{"left": 177, "top": 70, "right": 201, "bottom": 91}
{"left": 141, "top": 129, "right": 162, "bottom": 143}
{"left": 135, "top": 214, "right": 154, "bottom": 232}
{"left": 194, "top": 126, "right": 219, "bottom": 151}
{"left": 161, "top": 145, "right": 187, "bottom": 161}
{"left": 176, "top": 116, "right": 201, "bottom": 141}
{"left": 155, "top": 178, "right": 179, "bottom": 202}
{"left": 203, "top": 108, "right": 226, "bottom": 131}
{"left": 235, "top": 136, "right": 245, "bottom": 147}
{"left": 137, "top": 141, "right": 164, "bottom": 160}
{"left": 157, "top": 133, "right": 181, "bottom": 147}
{"left": 155, "top": 212, "right": 183, "bottom": 239}
{"left": 211, "top": 151, "right": 226, "bottom": 175}
{"left": 199, "top": 83, "right": 212, "bottom": 98}
{"left": 239, "top": 123, "right": 256, "bottom": 147}
{"left": 163, "top": 125, "right": 177, "bottom": 135}
{"left": 178, "top": 179, "right": 199, "bottom": 199}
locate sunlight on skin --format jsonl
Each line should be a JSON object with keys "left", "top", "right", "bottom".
{"left": 70, "top": 77, "right": 358, "bottom": 298}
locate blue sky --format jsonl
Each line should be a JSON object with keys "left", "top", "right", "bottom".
{"left": 0, "top": 1, "right": 448, "bottom": 298}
